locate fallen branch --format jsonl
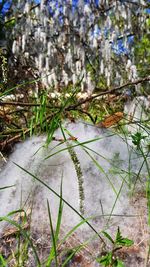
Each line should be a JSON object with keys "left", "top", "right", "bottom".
{"left": 67, "top": 76, "right": 150, "bottom": 110}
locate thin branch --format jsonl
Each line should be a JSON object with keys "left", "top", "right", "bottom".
{"left": 1, "top": 75, "right": 150, "bottom": 112}
{"left": 72, "top": 108, "right": 96, "bottom": 124}
{"left": 67, "top": 76, "right": 150, "bottom": 110}
{"left": 0, "top": 101, "right": 59, "bottom": 109}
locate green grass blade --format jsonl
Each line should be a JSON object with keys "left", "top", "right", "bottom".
{"left": 55, "top": 176, "right": 63, "bottom": 242}
{"left": 44, "top": 136, "right": 106, "bottom": 160}
{"left": 59, "top": 215, "right": 96, "bottom": 247}
{"left": 14, "top": 162, "right": 105, "bottom": 243}
{"left": 46, "top": 177, "right": 63, "bottom": 266}
{"left": 46, "top": 200, "right": 58, "bottom": 267}
{"left": 106, "top": 177, "right": 126, "bottom": 226}
{"left": 61, "top": 245, "right": 82, "bottom": 267}
{"left": 0, "top": 254, "right": 7, "bottom": 267}
{"left": 4, "top": 209, "right": 27, "bottom": 220}
{"left": 84, "top": 149, "right": 118, "bottom": 195}
{"left": 0, "top": 184, "right": 15, "bottom": 190}
{"left": 59, "top": 122, "right": 67, "bottom": 141}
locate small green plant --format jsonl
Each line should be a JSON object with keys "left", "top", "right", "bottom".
{"left": 96, "top": 227, "right": 134, "bottom": 267}
{"left": 131, "top": 132, "right": 146, "bottom": 149}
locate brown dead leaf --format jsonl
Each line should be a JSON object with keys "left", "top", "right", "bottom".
{"left": 68, "top": 136, "right": 78, "bottom": 141}
{"left": 0, "top": 110, "right": 12, "bottom": 124}
{"left": 1, "top": 223, "right": 29, "bottom": 239}
{"left": 97, "top": 112, "right": 124, "bottom": 128}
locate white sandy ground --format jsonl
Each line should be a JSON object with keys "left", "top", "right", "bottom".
{"left": 0, "top": 121, "right": 149, "bottom": 266}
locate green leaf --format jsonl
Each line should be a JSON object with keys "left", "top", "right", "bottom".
{"left": 116, "top": 237, "right": 134, "bottom": 247}
{"left": 115, "top": 227, "right": 122, "bottom": 241}
{"left": 113, "top": 259, "right": 125, "bottom": 267}
{"left": 96, "top": 252, "right": 112, "bottom": 266}
{"left": 102, "top": 231, "right": 114, "bottom": 244}
{"left": 131, "top": 132, "right": 147, "bottom": 148}
{"left": 115, "top": 227, "right": 134, "bottom": 247}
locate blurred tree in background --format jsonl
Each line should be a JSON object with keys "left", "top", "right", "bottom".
{"left": 0, "top": 0, "right": 149, "bottom": 95}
